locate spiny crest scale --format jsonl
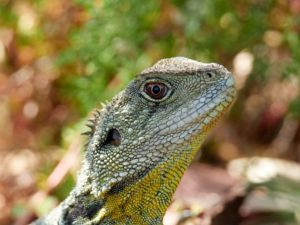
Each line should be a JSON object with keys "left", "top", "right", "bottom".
{"left": 82, "top": 109, "right": 103, "bottom": 137}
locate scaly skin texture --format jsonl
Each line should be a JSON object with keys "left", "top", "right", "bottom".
{"left": 32, "top": 57, "right": 236, "bottom": 225}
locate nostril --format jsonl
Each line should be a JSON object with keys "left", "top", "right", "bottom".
{"left": 104, "top": 129, "right": 121, "bottom": 147}
{"left": 205, "top": 72, "right": 215, "bottom": 78}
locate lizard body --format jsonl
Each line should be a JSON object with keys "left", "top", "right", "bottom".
{"left": 33, "top": 57, "right": 236, "bottom": 225}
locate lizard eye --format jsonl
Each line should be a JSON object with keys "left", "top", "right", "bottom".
{"left": 144, "top": 82, "right": 168, "bottom": 100}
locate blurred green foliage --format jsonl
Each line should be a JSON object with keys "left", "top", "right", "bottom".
{"left": 56, "top": 0, "right": 300, "bottom": 116}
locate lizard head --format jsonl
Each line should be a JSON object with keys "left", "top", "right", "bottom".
{"left": 82, "top": 57, "right": 236, "bottom": 206}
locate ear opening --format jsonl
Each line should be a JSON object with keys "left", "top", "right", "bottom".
{"left": 103, "top": 128, "right": 121, "bottom": 147}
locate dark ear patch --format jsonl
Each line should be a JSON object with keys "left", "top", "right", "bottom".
{"left": 104, "top": 129, "right": 121, "bottom": 147}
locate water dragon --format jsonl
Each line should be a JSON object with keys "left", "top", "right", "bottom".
{"left": 32, "top": 57, "right": 236, "bottom": 225}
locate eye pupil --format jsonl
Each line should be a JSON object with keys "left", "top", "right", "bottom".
{"left": 152, "top": 85, "right": 161, "bottom": 94}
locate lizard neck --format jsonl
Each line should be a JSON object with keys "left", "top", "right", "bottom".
{"left": 93, "top": 151, "right": 193, "bottom": 225}
{"left": 60, "top": 130, "right": 207, "bottom": 225}
{"left": 94, "top": 132, "right": 206, "bottom": 225}
{"left": 60, "top": 148, "right": 196, "bottom": 225}
{"left": 59, "top": 120, "right": 211, "bottom": 225}
{"left": 92, "top": 134, "right": 206, "bottom": 225}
